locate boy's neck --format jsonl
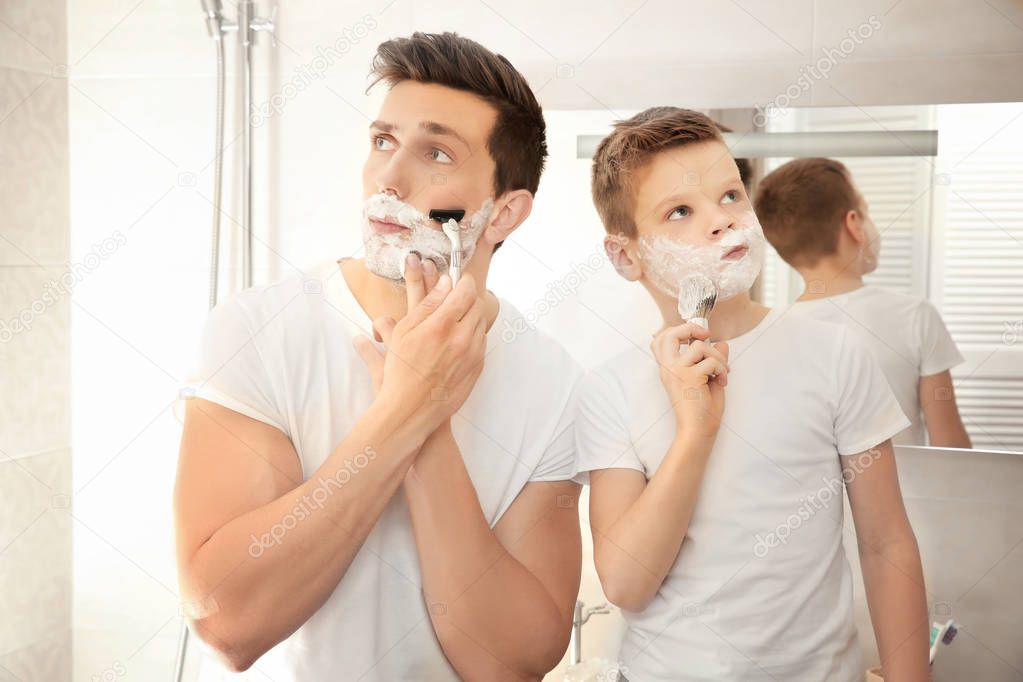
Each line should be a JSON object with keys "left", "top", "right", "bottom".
{"left": 794, "top": 258, "right": 865, "bottom": 302}
{"left": 653, "top": 286, "right": 770, "bottom": 342}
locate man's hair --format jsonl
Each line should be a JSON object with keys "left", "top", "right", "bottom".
{"left": 591, "top": 107, "right": 725, "bottom": 238}
{"left": 754, "top": 157, "right": 860, "bottom": 268}
{"left": 369, "top": 32, "right": 547, "bottom": 198}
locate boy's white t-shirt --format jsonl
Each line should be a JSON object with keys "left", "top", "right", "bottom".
{"left": 573, "top": 305, "right": 910, "bottom": 682}
{"left": 182, "top": 259, "right": 582, "bottom": 682}
{"left": 791, "top": 285, "right": 963, "bottom": 445}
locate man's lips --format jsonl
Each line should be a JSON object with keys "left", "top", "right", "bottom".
{"left": 722, "top": 244, "right": 748, "bottom": 261}
{"left": 369, "top": 218, "right": 409, "bottom": 235}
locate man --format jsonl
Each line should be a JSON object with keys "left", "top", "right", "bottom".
{"left": 175, "top": 32, "right": 581, "bottom": 681}
{"left": 755, "top": 157, "right": 971, "bottom": 447}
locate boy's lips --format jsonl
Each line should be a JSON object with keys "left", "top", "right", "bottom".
{"left": 722, "top": 244, "right": 748, "bottom": 260}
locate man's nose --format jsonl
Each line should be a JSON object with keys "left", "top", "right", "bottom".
{"left": 375, "top": 151, "right": 410, "bottom": 198}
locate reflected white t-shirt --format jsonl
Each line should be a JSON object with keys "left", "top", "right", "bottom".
{"left": 573, "top": 306, "right": 910, "bottom": 682}
{"left": 791, "top": 285, "right": 963, "bottom": 445}
{"left": 183, "top": 259, "right": 582, "bottom": 681}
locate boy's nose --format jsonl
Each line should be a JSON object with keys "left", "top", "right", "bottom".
{"left": 709, "top": 209, "right": 735, "bottom": 237}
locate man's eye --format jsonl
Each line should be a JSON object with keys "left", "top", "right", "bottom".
{"left": 668, "top": 206, "right": 690, "bottom": 220}
{"left": 722, "top": 190, "right": 739, "bottom": 204}
{"left": 373, "top": 136, "right": 394, "bottom": 151}
{"left": 430, "top": 148, "right": 453, "bottom": 163}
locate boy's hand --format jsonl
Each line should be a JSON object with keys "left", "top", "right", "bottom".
{"left": 651, "top": 323, "right": 729, "bottom": 440}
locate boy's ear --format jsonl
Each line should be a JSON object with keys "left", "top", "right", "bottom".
{"left": 842, "top": 208, "right": 867, "bottom": 246}
{"left": 605, "top": 233, "right": 642, "bottom": 281}
{"left": 483, "top": 189, "right": 532, "bottom": 246}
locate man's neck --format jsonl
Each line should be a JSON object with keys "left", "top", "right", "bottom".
{"left": 795, "top": 258, "right": 865, "bottom": 301}
{"left": 651, "top": 284, "right": 771, "bottom": 342}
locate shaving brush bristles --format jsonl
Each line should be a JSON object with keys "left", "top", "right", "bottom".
{"left": 677, "top": 273, "right": 717, "bottom": 329}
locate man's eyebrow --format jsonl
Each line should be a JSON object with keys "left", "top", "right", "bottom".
{"left": 419, "top": 120, "right": 469, "bottom": 147}
{"left": 369, "top": 120, "right": 394, "bottom": 133}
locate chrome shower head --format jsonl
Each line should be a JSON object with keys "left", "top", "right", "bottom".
{"left": 200, "top": 0, "right": 223, "bottom": 16}
{"left": 200, "top": 0, "right": 224, "bottom": 37}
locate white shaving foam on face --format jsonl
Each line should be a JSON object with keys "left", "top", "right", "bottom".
{"left": 362, "top": 193, "right": 494, "bottom": 281}
{"left": 637, "top": 210, "right": 767, "bottom": 301}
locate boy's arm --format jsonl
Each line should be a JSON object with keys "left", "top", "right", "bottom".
{"left": 588, "top": 435, "right": 714, "bottom": 612}
{"left": 585, "top": 322, "right": 728, "bottom": 612}
{"left": 919, "top": 371, "right": 972, "bottom": 448}
{"left": 403, "top": 422, "right": 581, "bottom": 681}
{"left": 844, "top": 439, "right": 930, "bottom": 682}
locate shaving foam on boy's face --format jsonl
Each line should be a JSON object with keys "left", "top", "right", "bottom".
{"left": 362, "top": 192, "right": 494, "bottom": 281}
{"left": 637, "top": 209, "right": 767, "bottom": 301}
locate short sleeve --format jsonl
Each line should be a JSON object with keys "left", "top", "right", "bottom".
{"left": 571, "top": 368, "right": 646, "bottom": 485}
{"left": 917, "top": 300, "right": 964, "bottom": 376}
{"left": 181, "top": 295, "right": 289, "bottom": 435}
{"left": 528, "top": 359, "right": 584, "bottom": 483}
{"left": 833, "top": 327, "right": 912, "bottom": 455}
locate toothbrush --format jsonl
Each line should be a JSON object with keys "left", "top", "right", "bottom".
{"left": 929, "top": 619, "right": 959, "bottom": 665}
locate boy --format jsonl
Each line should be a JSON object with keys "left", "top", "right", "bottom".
{"left": 175, "top": 33, "right": 581, "bottom": 681}
{"left": 574, "top": 107, "right": 930, "bottom": 681}
{"left": 755, "top": 157, "right": 971, "bottom": 447}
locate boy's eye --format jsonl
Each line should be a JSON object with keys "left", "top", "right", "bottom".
{"left": 722, "top": 190, "right": 739, "bottom": 204}
{"left": 668, "top": 205, "right": 691, "bottom": 220}
{"left": 373, "top": 135, "right": 394, "bottom": 151}
{"left": 430, "top": 148, "right": 453, "bottom": 164}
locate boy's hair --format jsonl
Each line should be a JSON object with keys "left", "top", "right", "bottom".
{"left": 754, "top": 157, "right": 860, "bottom": 268}
{"left": 591, "top": 107, "right": 725, "bottom": 238}
{"left": 369, "top": 32, "right": 547, "bottom": 198}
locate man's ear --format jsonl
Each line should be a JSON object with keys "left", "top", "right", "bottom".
{"left": 483, "top": 189, "right": 533, "bottom": 246}
{"left": 605, "top": 233, "right": 642, "bottom": 281}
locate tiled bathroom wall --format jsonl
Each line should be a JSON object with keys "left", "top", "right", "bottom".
{"left": 0, "top": 0, "right": 72, "bottom": 680}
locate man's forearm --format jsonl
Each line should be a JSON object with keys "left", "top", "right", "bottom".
{"left": 403, "top": 425, "right": 568, "bottom": 681}
{"left": 860, "top": 535, "right": 931, "bottom": 681}
{"left": 595, "top": 434, "right": 713, "bottom": 611}
{"left": 183, "top": 400, "right": 428, "bottom": 671}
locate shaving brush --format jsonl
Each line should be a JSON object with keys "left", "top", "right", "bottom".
{"left": 677, "top": 273, "right": 717, "bottom": 332}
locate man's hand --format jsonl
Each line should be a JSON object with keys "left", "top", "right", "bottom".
{"left": 651, "top": 322, "right": 729, "bottom": 440}
{"left": 353, "top": 253, "right": 486, "bottom": 437}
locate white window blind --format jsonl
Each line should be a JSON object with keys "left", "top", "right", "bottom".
{"left": 932, "top": 103, "right": 1023, "bottom": 452}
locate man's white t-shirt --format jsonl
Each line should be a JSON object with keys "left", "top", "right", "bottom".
{"left": 183, "top": 258, "right": 582, "bottom": 681}
{"left": 791, "top": 285, "right": 963, "bottom": 445}
{"left": 573, "top": 306, "right": 911, "bottom": 682}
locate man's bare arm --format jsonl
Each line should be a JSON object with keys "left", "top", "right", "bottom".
{"left": 174, "top": 397, "right": 425, "bottom": 672}
{"left": 174, "top": 272, "right": 482, "bottom": 672}
{"left": 402, "top": 423, "right": 582, "bottom": 681}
